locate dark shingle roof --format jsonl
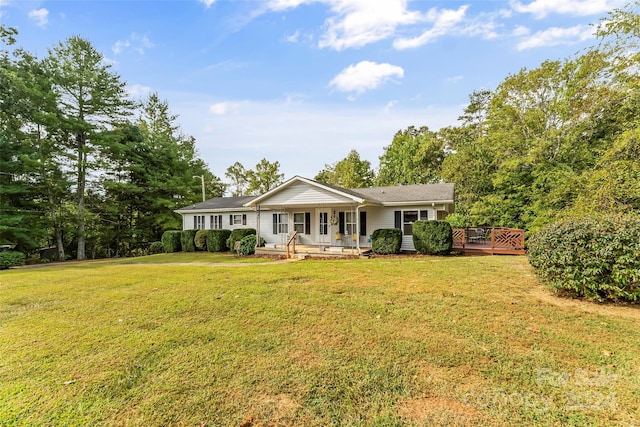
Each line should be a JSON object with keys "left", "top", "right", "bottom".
{"left": 176, "top": 195, "right": 256, "bottom": 211}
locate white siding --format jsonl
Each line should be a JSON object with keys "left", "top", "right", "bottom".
{"left": 181, "top": 212, "right": 256, "bottom": 231}
{"left": 258, "top": 182, "right": 354, "bottom": 206}
{"left": 365, "top": 205, "right": 441, "bottom": 252}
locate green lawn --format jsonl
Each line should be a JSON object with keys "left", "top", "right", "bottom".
{"left": 0, "top": 255, "right": 638, "bottom": 426}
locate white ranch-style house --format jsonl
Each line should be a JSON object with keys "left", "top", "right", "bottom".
{"left": 175, "top": 176, "right": 455, "bottom": 254}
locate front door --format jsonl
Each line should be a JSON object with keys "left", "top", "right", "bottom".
{"left": 316, "top": 208, "right": 331, "bottom": 246}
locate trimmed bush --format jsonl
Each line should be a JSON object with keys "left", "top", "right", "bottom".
{"left": 237, "top": 234, "right": 266, "bottom": 256}
{"left": 528, "top": 214, "right": 640, "bottom": 302}
{"left": 149, "top": 241, "right": 164, "bottom": 254}
{"left": 206, "top": 229, "right": 232, "bottom": 253}
{"left": 181, "top": 229, "right": 198, "bottom": 252}
{"left": 413, "top": 220, "right": 453, "bottom": 255}
{"left": 371, "top": 228, "right": 402, "bottom": 254}
{"left": 0, "top": 251, "right": 26, "bottom": 269}
{"left": 194, "top": 230, "right": 208, "bottom": 251}
{"left": 226, "top": 228, "right": 256, "bottom": 252}
{"left": 161, "top": 231, "right": 182, "bottom": 253}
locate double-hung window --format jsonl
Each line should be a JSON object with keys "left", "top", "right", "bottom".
{"left": 194, "top": 215, "right": 205, "bottom": 230}
{"left": 273, "top": 213, "right": 288, "bottom": 234}
{"left": 211, "top": 215, "right": 223, "bottom": 230}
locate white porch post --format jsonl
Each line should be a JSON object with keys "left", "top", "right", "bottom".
{"left": 355, "top": 204, "right": 361, "bottom": 255}
{"left": 256, "top": 205, "right": 261, "bottom": 247}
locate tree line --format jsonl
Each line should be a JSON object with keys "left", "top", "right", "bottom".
{"left": 317, "top": 3, "right": 640, "bottom": 234}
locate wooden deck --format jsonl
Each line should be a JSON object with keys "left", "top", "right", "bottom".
{"left": 452, "top": 228, "right": 526, "bottom": 256}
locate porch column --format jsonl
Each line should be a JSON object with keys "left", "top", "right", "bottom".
{"left": 256, "top": 205, "right": 260, "bottom": 247}
{"left": 355, "top": 205, "right": 361, "bottom": 255}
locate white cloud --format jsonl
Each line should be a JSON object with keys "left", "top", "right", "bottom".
{"left": 208, "top": 101, "right": 245, "bottom": 115}
{"left": 199, "top": 0, "right": 216, "bottom": 7}
{"left": 284, "top": 29, "right": 300, "bottom": 43}
{"left": 28, "top": 8, "right": 49, "bottom": 27}
{"left": 446, "top": 75, "right": 463, "bottom": 84}
{"left": 511, "top": 0, "right": 625, "bottom": 18}
{"left": 516, "top": 24, "right": 594, "bottom": 50}
{"left": 317, "top": 0, "right": 425, "bottom": 50}
{"left": 512, "top": 25, "right": 531, "bottom": 37}
{"left": 393, "top": 5, "right": 468, "bottom": 49}
{"left": 112, "top": 33, "right": 155, "bottom": 55}
{"left": 329, "top": 61, "right": 404, "bottom": 95}
{"left": 126, "top": 84, "right": 152, "bottom": 98}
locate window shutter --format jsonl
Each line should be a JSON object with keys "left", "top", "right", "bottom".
{"left": 360, "top": 211, "right": 367, "bottom": 236}
{"left": 394, "top": 211, "right": 401, "bottom": 229}
{"left": 242, "top": 214, "right": 247, "bottom": 225}
{"left": 229, "top": 215, "right": 233, "bottom": 226}
{"left": 338, "top": 212, "right": 345, "bottom": 234}
{"left": 420, "top": 210, "right": 428, "bottom": 220}
{"left": 193, "top": 217, "right": 197, "bottom": 229}
{"left": 218, "top": 215, "right": 222, "bottom": 229}
{"left": 273, "top": 214, "right": 278, "bottom": 234}
{"left": 305, "top": 212, "right": 311, "bottom": 234}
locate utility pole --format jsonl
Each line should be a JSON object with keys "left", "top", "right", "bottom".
{"left": 193, "top": 175, "right": 205, "bottom": 202}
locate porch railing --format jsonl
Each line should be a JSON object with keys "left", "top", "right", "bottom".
{"left": 452, "top": 227, "right": 525, "bottom": 255}
{"left": 285, "top": 231, "right": 298, "bottom": 259}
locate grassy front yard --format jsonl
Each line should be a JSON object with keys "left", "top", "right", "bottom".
{"left": 0, "top": 255, "right": 638, "bottom": 426}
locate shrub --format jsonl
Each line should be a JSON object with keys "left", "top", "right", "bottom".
{"left": 194, "top": 230, "right": 208, "bottom": 251}
{"left": 181, "top": 229, "right": 198, "bottom": 252}
{"left": 528, "top": 214, "right": 640, "bottom": 302}
{"left": 149, "top": 241, "right": 164, "bottom": 254}
{"left": 237, "top": 234, "right": 266, "bottom": 256}
{"left": 413, "top": 220, "right": 453, "bottom": 255}
{"left": 226, "top": 228, "right": 256, "bottom": 252}
{"left": 206, "top": 229, "right": 231, "bottom": 253}
{"left": 371, "top": 228, "right": 402, "bottom": 254}
{"left": 161, "top": 231, "right": 182, "bottom": 253}
{"left": 0, "top": 251, "right": 26, "bottom": 269}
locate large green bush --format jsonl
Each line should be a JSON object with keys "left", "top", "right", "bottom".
{"left": 371, "top": 228, "right": 402, "bottom": 254}
{"left": 528, "top": 215, "right": 640, "bottom": 302}
{"left": 194, "top": 230, "right": 208, "bottom": 251}
{"left": 413, "top": 220, "right": 453, "bottom": 255}
{"left": 161, "top": 231, "right": 182, "bottom": 253}
{"left": 226, "top": 228, "right": 256, "bottom": 252}
{"left": 0, "top": 251, "right": 26, "bottom": 269}
{"left": 237, "top": 234, "right": 266, "bottom": 256}
{"left": 206, "top": 229, "right": 232, "bottom": 252}
{"left": 181, "top": 229, "right": 198, "bottom": 252}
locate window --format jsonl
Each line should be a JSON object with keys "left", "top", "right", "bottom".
{"left": 319, "top": 212, "right": 328, "bottom": 235}
{"left": 211, "top": 215, "right": 223, "bottom": 230}
{"left": 229, "top": 214, "right": 247, "bottom": 226}
{"left": 345, "top": 211, "right": 357, "bottom": 236}
{"left": 273, "top": 213, "right": 288, "bottom": 234}
{"left": 403, "top": 211, "right": 418, "bottom": 235}
{"left": 293, "top": 213, "right": 305, "bottom": 234}
{"left": 194, "top": 215, "right": 205, "bottom": 230}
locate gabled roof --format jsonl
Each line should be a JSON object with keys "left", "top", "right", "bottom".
{"left": 244, "top": 176, "right": 367, "bottom": 207}
{"left": 175, "top": 195, "right": 255, "bottom": 213}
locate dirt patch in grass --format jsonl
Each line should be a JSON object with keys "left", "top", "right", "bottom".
{"left": 530, "top": 286, "right": 640, "bottom": 320}
{"left": 397, "top": 395, "right": 497, "bottom": 426}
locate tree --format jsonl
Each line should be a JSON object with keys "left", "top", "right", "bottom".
{"left": 314, "top": 149, "right": 374, "bottom": 188}
{"left": 46, "top": 36, "right": 133, "bottom": 259}
{"left": 246, "top": 158, "right": 284, "bottom": 195}
{"left": 376, "top": 126, "right": 445, "bottom": 186}
{"left": 225, "top": 162, "right": 248, "bottom": 196}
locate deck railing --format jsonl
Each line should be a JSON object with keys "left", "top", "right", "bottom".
{"left": 285, "top": 231, "right": 298, "bottom": 259}
{"left": 452, "top": 227, "right": 525, "bottom": 255}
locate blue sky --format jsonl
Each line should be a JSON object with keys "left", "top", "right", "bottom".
{"left": 1, "top": 0, "right": 626, "bottom": 182}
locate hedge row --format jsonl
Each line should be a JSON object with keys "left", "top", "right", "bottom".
{"left": 237, "top": 234, "right": 266, "bottom": 256}
{"left": 207, "top": 229, "right": 232, "bottom": 252}
{"left": 528, "top": 215, "right": 640, "bottom": 302}
{"left": 161, "top": 231, "right": 182, "bottom": 253}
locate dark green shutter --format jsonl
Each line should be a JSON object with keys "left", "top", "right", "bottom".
{"left": 273, "top": 214, "right": 278, "bottom": 234}
{"left": 305, "top": 212, "right": 311, "bottom": 234}
{"left": 242, "top": 214, "right": 247, "bottom": 225}
{"left": 394, "top": 211, "right": 401, "bottom": 229}
{"left": 360, "top": 211, "right": 367, "bottom": 236}
{"left": 229, "top": 214, "right": 233, "bottom": 226}
{"left": 338, "top": 212, "right": 345, "bottom": 234}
